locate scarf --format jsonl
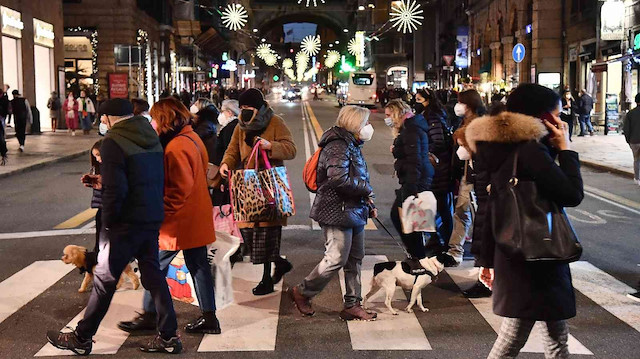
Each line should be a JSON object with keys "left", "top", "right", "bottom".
{"left": 239, "top": 105, "right": 273, "bottom": 147}
{"left": 159, "top": 124, "right": 185, "bottom": 149}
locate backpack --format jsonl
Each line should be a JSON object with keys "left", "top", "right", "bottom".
{"left": 303, "top": 147, "right": 322, "bottom": 193}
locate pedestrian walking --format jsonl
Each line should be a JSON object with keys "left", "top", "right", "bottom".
{"left": 0, "top": 88, "right": 10, "bottom": 128}
{"left": 80, "top": 140, "right": 104, "bottom": 253}
{"left": 219, "top": 88, "right": 297, "bottom": 296}
{"left": 118, "top": 97, "right": 220, "bottom": 337}
{"left": 3, "top": 84, "right": 12, "bottom": 127}
{"left": 46, "top": 91, "right": 61, "bottom": 132}
{"left": 577, "top": 89, "right": 594, "bottom": 136}
{"left": 623, "top": 93, "right": 640, "bottom": 186}
{"left": 290, "top": 105, "right": 377, "bottom": 321}
{"left": 467, "top": 83, "right": 584, "bottom": 358}
{"left": 10, "top": 90, "right": 33, "bottom": 152}
{"left": 385, "top": 99, "right": 435, "bottom": 262}
{"left": 439, "top": 89, "right": 486, "bottom": 268}
{"left": 63, "top": 92, "right": 79, "bottom": 136}
{"left": 561, "top": 90, "right": 575, "bottom": 140}
{"left": 78, "top": 91, "right": 96, "bottom": 135}
{"left": 46, "top": 98, "right": 181, "bottom": 355}
{"left": 0, "top": 116, "right": 6, "bottom": 165}
{"left": 414, "top": 89, "right": 454, "bottom": 256}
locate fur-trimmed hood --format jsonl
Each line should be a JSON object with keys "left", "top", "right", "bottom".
{"left": 465, "top": 111, "right": 548, "bottom": 153}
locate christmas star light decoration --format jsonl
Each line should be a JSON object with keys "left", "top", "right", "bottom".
{"left": 348, "top": 37, "right": 364, "bottom": 56}
{"left": 221, "top": 3, "right": 248, "bottom": 31}
{"left": 264, "top": 53, "right": 278, "bottom": 66}
{"left": 285, "top": 68, "right": 295, "bottom": 80}
{"left": 301, "top": 35, "right": 321, "bottom": 56}
{"left": 295, "top": 51, "right": 309, "bottom": 66}
{"left": 325, "top": 50, "right": 340, "bottom": 68}
{"left": 256, "top": 44, "right": 273, "bottom": 60}
{"left": 389, "top": 0, "right": 424, "bottom": 34}
{"left": 282, "top": 58, "right": 293, "bottom": 69}
{"left": 297, "top": 0, "right": 325, "bottom": 7}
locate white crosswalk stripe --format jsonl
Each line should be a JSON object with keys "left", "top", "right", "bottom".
{"left": 0, "top": 256, "right": 633, "bottom": 356}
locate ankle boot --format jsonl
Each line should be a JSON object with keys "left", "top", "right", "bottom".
{"left": 185, "top": 311, "right": 221, "bottom": 334}
{"left": 117, "top": 312, "right": 156, "bottom": 333}
{"left": 252, "top": 278, "right": 274, "bottom": 296}
{"left": 272, "top": 258, "right": 293, "bottom": 285}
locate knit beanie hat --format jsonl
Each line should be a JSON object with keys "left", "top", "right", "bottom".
{"left": 239, "top": 88, "right": 265, "bottom": 109}
{"left": 99, "top": 98, "right": 134, "bottom": 116}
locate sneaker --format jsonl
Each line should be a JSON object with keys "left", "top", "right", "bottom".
{"left": 252, "top": 279, "right": 274, "bottom": 296}
{"left": 289, "top": 286, "right": 315, "bottom": 316}
{"left": 627, "top": 292, "right": 640, "bottom": 303}
{"left": 117, "top": 312, "right": 156, "bottom": 333}
{"left": 339, "top": 304, "right": 377, "bottom": 321}
{"left": 139, "top": 334, "right": 182, "bottom": 354}
{"left": 462, "top": 280, "right": 492, "bottom": 298}
{"left": 185, "top": 311, "right": 221, "bottom": 334}
{"left": 18, "top": 145, "right": 24, "bottom": 152}
{"left": 46, "top": 328, "right": 93, "bottom": 356}
{"left": 272, "top": 258, "right": 293, "bottom": 285}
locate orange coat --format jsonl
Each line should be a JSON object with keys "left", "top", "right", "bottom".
{"left": 159, "top": 125, "right": 215, "bottom": 251}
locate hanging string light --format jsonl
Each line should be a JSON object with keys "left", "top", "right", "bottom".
{"left": 296, "top": 0, "right": 325, "bottom": 8}
{"left": 324, "top": 50, "right": 341, "bottom": 68}
{"left": 263, "top": 53, "right": 278, "bottom": 66}
{"left": 221, "top": 3, "right": 248, "bottom": 31}
{"left": 282, "top": 58, "right": 293, "bottom": 69}
{"left": 256, "top": 43, "right": 273, "bottom": 60}
{"left": 295, "top": 51, "right": 309, "bottom": 66}
{"left": 285, "top": 68, "right": 296, "bottom": 80}
{"left": 347, "top": 36, "right": 364, "bottom": 56}
{"left": 301, "top": 35, "right": 321, "bottom": 56}
{"left": 389, "top": 0, "right": 424, "bottom": 34}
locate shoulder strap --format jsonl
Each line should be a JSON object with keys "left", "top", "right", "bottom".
{"left": 178, "top": 134, "right": 205, "bottom": 162}
{"left": 511, "top": 146, "right": 520, "bottom": 178}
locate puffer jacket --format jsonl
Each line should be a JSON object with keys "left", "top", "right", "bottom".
{"left": 424, "top": 108, "right": 453, "bottom": 193}
{"left": 310, "top": 126, "right": 372, "bottom": 227}
{"left": 393, "top": 114, "right": 434, "bottom": 201}
{"left": 193, "top": 106, "right": 218, "bottom": 162}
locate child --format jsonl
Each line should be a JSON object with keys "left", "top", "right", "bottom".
{"left": 81, "top": 139, "right": 103, "bottom": 252}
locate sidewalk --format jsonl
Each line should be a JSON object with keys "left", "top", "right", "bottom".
{"left": 0, "top": 131, "right": 99, "bottom": 179}
{"left": 571, "top": 133, "right": 635, "bottom": 179}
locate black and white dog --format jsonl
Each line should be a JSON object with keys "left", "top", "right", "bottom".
{"left": 363, "top": 254, "right": 446, "bottom": 315}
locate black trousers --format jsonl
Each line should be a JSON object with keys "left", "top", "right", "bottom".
{"left": 561, "top": 114, "right": 574, "bottom": 140}
{"left": 428, "top": 191, "right": 454, "bottom": 248}
{"left": 76, "top": 227, "right": 177, "bottom": 339}
{"left": 390, "top": 192, "right": 427, "bottom": 259}
{"left": 93, "top": 208, "right": 102, "bottom": 253}
{"left": 14, "top": 118, "right": 26, "bottom": 146}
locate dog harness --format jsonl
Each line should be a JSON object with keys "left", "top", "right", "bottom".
{"left": 400, "top": 261, "right": 437, "bottom": 284}
{"left": 79, "top": 251, "right": 98, "bottom": 275}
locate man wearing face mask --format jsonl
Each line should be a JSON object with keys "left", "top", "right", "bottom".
{"left": 219, "top": 89, "right": 297, "bottom": 296}
{"left": 47, "top": 98, "right": 180, "bottom": 355}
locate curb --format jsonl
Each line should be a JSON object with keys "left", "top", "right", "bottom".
{"left": 579, "top": 159, "right": 634, "bottom": 179}
{"left": 0, "top": 150, "right": 90, "bottom": 179}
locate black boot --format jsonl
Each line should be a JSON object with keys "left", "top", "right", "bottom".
{"left": 272, "top": 258, "right": 293, "bottom": 285}
{"left": 252, "top": 278, "right": 274, "bottom": 296}
{"left": 117, "top": 312, "right": 156, "bottom": 333}
{"left": 185, "top": 311, "right": 221, "bottom": 334}
{"left": 462, "top": 280, "right": 492, "bottom": 298}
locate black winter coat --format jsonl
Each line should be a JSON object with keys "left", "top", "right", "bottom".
{"left": 577, "top": 94, "right": 594, "bottom": 115}
{"left": 424, "top": 108, "right": 453, "bottom": 193}
{"left": 214, "top": 118, "right": 238, "bottom": 165}
{"left": 466, "top": 112, "right": 584, "bottom": 321}
{"left": 194, "top": 106, "right": 218, "bottom": 162}
{"left": 310, "top": 126, "right": 372, "bottom": 227}
{"left": 393, "top": 114, "right": 434, "bottom": 201}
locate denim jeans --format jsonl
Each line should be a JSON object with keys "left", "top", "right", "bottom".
{"left": 578, "top": 114, "right": 594, "bottom": 135}
{"left": 447, "top": 178, "right": 474, "bottom": 263}
{"left": 143, "top": 246, "right": 216, "bottom": 313}
{"left": 299, "top": 225, "right": 365, "bottom": 308}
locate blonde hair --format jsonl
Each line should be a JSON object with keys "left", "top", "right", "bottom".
{"left": 385, "top": 99, "right": 412, "bottom": 136}
{"left": 336, "top": 105, "right": 371, "bottom": 134}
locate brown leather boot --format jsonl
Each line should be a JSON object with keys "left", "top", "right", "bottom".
{"left": 339, "top": 304, "right": 377, "bottom": 321}
{"left": 289, "top": 286, "right": 314, "bottom": 316}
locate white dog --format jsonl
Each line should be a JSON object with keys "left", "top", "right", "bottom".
{"left": 363, "top": 255, "right": 445, "bottom": 315}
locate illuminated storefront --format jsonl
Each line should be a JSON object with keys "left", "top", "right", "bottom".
{"left": 33, "top": 19, "right": 56, "bottom": 131}
{"left": 1, "top": 6, "right": 23, "bottom": 95}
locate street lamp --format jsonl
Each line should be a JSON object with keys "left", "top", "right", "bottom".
{"left": 358, "top": 5, "right": 365, "bottom": 10}
{"left": 252, "top": 28, "right": 258, "bottom": 33}
{"left": 343, "top": 28, "right": 349, "bottom": 33}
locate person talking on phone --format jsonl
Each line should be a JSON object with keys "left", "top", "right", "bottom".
{"left": 219, "top": 88, "right": 297, "bottom": 296}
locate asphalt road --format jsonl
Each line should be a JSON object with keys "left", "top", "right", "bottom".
{"left": 0, "top": 94, "right": 638, "bottom": 358}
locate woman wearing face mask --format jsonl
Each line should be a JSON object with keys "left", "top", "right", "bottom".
{"left": 219, "top": 88, "right": 297, "bottom": 296}
{"left": 63, "top": 92, "right": 79, "bottom": 136}
{"left": 413, "top": 89, "right": 454, "bottom": 256}
{"left": 190, "top": 98, "right": 219, "bottom": 163}
{"left": 290, "top": 105, "right": 377, "bottom": 320}
{"left": 385, "top": 99, "right": 435, "bottom": 262}
{"left": 439, "top": 90, "right": 486, "bottom": 269}
{"left": 211, "top": 99, "right": 240, "bottom": 207}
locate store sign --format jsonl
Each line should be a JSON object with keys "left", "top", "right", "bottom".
{"left": 1, "top": 6, "right": 23, "bottom": 38}
{"left": 600, "top": 1, "right": 624, "bottom": 41}
{"left": 355, "top": 31, "right": 366, "bottom": 68}
{"left": 108, "top": 73, "right": 128, "bottom": 99}
{"left": 33, "top": 19, "right": 54, "bottom": 48}
{"left": 196, "top": 71, "right": 206, "bottom": 82}
{"left": 591, "top": 63, "right": 608, "bottom": 73}
{"left": 455, "top": 27, "right": 469, "bottom": 69}
{"left": 634, "top": 33, "right": 640, "bottom": 51}
{"left": 64, "top": 36, "right": 92, "bottom": 59}
{"left": 569, "top": 46, "right": 577, "bottom": 62}
{"left": 221, "top": 59, "right": 236, "bottom": 72}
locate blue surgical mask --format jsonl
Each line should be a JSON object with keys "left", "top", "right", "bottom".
{"left": 384, "top": 117, "right": 394, "bottom": 127}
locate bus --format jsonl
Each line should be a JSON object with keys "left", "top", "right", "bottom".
{"left": 342, "top": 72, "right": 377, "bottom": 108}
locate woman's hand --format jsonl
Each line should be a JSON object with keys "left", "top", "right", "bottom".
{"left": 220, "top": 163, "right": 229, "bottom": 178}
{"left": 543, "top": 115, "right": 570, "bottom": 151}
{"left": 257, "top": 137, "right": 272, "bottom": 150}
{"left": 479, "top": 267, "right": 494, "bottom": 290}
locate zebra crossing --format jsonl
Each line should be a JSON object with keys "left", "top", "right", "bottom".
{"left": 0, "top": 256, "right": 638, "bottom": 357}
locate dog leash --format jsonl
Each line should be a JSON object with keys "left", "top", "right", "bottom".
{"left": 374, "top": 218, "right": 411, "bottom": 258}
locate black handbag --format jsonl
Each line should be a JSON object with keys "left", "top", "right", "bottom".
{"left": 488, "top": 147, "right": 582, "bottom": 263}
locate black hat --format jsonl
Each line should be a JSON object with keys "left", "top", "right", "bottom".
{"left": 239, "top": 88, "right": 265, "bottom": 109}
{"left": 11, "top": 89, "right": 19, "bottom": 96}
{"left": 99, "top": 98, "right": 134, "bottom": 116}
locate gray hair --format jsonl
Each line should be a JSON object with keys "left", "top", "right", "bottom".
{"left": 194, "top": 97, "right": 214, "bottom": 112}
{"left": 336, "top": 105, "right": 370, "bottom": 134}
{"left": 221, "top": 99, "right": 240, "bottom": 116}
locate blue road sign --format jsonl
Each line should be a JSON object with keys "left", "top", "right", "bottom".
{"left": 512, "top": 43, "right": 525, "bottom": 63}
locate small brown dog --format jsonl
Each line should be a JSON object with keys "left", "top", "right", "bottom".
{"left": 61, "top": 245, "right": 140, "bottom": 293}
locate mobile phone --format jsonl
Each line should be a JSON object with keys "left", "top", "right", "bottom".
{"left": 540, "top": 112, "right": 555, "bottom": 123}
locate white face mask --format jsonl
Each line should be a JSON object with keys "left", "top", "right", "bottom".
{"left": 189, "top": 104, "right": 199, "bottom": 114}
{"left": 359, "top": 124, "right": 374, "bottom": 142}
{"left": 454, "top": 103, "right": 467, "bottom": 117}
{"left": 384, "top": 117, "right": 394, "bottom": 127}
{"left": 456, "top": 145, "right": 471, "bottom": 161}
{"left": 218, "top": 112, "right": 232, "bottom": 127}
{"left": 99, "top": 122, "right": 108, "bottom": 136}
